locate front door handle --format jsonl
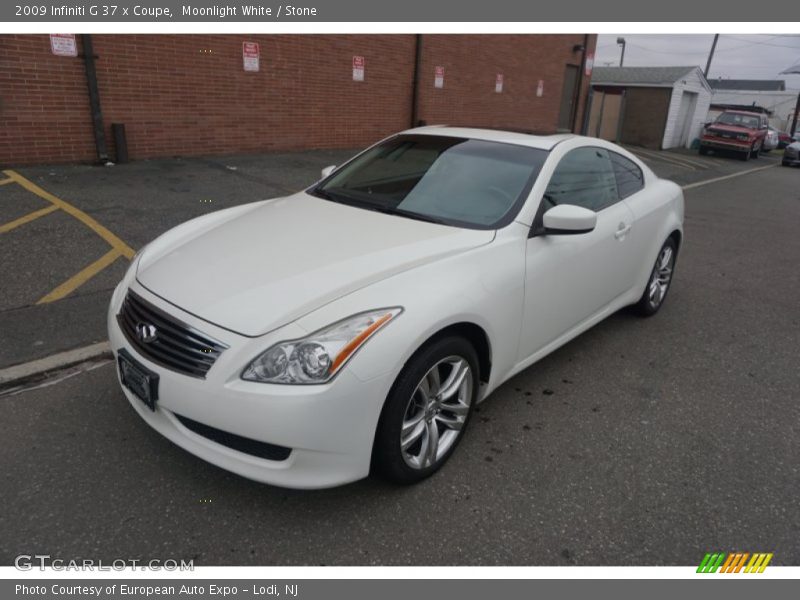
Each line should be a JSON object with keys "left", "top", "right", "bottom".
{"left": 614, "top": 223, "right": 632, "bottom": 240}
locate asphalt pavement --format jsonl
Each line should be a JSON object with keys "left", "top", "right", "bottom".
{"left": 1, "top": 148, "right": 798, "bottom": 566}
{"left": 0, "top": 149, "right": 357, "bottom": 368}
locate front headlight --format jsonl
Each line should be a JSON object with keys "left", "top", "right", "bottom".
{"left": 241, "top": 308, "right": 403, "bottom": 384}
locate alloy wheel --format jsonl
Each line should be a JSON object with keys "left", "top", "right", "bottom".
{"left": 648, "top": 245, "right": 674, "bottom": 308}
{"left": 400, "top": 356, "right": 473, "bottom": 470}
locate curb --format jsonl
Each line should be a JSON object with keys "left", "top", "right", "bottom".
{"left": 0, "top": 341, "right": 112, "bottom": 393}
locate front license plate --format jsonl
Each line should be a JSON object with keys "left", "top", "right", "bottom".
{"left": 118, "top": 349, "right": 159, "bottom": 411}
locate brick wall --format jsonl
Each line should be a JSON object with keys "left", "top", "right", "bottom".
{"left": 0, "top": 34, "right": 596, "bottom": 166}
{"left": 417, "top": 34, "right": 595, "bottom": 134}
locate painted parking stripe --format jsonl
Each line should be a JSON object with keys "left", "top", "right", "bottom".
{"left": 628, "top": 147, "right": 700, "bottom": 170}
{"left": 0, "top": 178, "right": 14, "bottom": 186}
{"left": 625, "top": 147, "right": 697, "bottom": 170}
{"left": 2, "top": 170, "right": 135, "bottom": 260}
{"left": 36, "top": 248, "right": 121, "bottom": 304}
{"left": 668, "top": 154, "right": 719, "bottom": 169}
{"left": 661, "top": 154, "right": 712, "bottom": 169}
{"left": 682, "top": 163, "right": 777, "bottom": 191}
{"left": 0, "top": 205, "right": 59, "bottom": 234}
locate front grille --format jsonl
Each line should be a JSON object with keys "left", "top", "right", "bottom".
{"left": 117, "top": 291, "right": 227, "bottom": 378}
{"left": 174, "top": 413, "right": 292, "bottom": 461}
{"left": 709, "top": 128, "right": 735, "bottom": 139}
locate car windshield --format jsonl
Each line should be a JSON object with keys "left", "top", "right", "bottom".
{"left": 311, "top": 134, "right": 548, "bottom": 229}
{"left": 716, "top": 113, "right": 760, "bottom": 129}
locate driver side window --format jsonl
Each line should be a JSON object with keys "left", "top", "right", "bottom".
{"left": 545, "top": 147, "right": 619, "bottom": 212}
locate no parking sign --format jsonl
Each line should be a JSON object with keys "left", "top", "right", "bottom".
{"left": 242, "top": 42, "right": 260, "bottom": 72}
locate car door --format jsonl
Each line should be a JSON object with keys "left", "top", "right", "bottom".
{"left": 518, "top": 146, "right": 637, "bottom": 362}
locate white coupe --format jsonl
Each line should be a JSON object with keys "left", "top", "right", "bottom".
{"left": 108, "top": 127, "right": 684, "bottom": 489}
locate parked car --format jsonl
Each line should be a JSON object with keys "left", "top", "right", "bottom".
{"left": 763, "top": 127, "right": 779, "bottom": 152}
{"left": 782, "top": 141, "right": 800, "bottom": 167}
{"left": 773, "top": 128, "right": 794, "bottom": 149}
{"left": 699, "top": 110, "right": 769, "bottom": 160}
{"left": 108, "top": 127, "right": 684, "bottom": 489}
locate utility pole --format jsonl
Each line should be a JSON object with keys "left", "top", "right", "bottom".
{"left": 617, "top": 37, "right": 626, "bottom": 67}
{"left": 790, "top": 91, "right": 800, "bottom": 137}
{"left": 704, "top": 34, "right": 719, "bottom": 78}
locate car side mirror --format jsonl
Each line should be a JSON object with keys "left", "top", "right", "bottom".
{"left": 542, "top": 204, "right": 597, "bottom": 235}
{"left": 321, "top": 165, "right": 336, "bottom": 179}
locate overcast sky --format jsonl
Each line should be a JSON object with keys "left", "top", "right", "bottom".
{"left": 594, "top": 34, "right": 800, "bottom": 90}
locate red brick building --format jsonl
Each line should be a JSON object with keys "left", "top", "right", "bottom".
{"left": 0, "top": 34, "right": 596, "bottom": 165}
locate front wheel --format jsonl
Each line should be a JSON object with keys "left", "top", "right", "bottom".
{"left": 750, "top": 141, "right": 761, "bottom": 159}
{"left": 634, "top": 237, "right": 677, "bottom": 317}
{"left": 372, "top": 336, "right": 479, "bottom": 484}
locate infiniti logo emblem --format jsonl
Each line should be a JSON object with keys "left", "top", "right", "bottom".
{"left": 136, "top": 323, "right": 158, "bottom": 343}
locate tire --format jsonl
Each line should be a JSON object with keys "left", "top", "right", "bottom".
{"left": 372, "top": 336, "right": 479, "bottom": 484}
{"left": 634, "top": 237, "right": 677, "bottom": 317}
{"left": 782, "top": 161, "right": 790, "bottom": 167}
{"left": 741, "top": 147, "right": 751, "bottom": 161}
{"left": 698, "top": 145, "right": 709, "bottom": 156}
{"left": 750, "top": 142, "right": 761, "bottom": 159}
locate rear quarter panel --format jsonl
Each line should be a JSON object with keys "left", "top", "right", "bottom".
{"left": 623, "top": 177, "right": 684, "bottom": 299}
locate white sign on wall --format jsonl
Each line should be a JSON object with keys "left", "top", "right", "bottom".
{"left": 242, "top": 42, "right": 260, "bottom": 72}
{"left": 495, "top": 74, "right": 504, "bottom": 93}
{"left": 536, "top": 79, "right": 544, "bottom": 97}
{"left": 434, "top": 66, "right": 444, "bottom": 89}
{"left": 353, "top": 56, "right": 365, "bottom": 82}
{"left": 50, "top": 34, "right": 78, "bottom": 57}
{"left": 585, "top": 52, "right": 595, "bottom": 77}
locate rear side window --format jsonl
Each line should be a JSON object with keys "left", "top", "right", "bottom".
{"left": 545, "top": 147, "right": 618, "bottom": 212}
{"left": 609, "top": 152, "right": 644, "bottom": 199}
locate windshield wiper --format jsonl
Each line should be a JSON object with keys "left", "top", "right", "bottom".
{"left": 314, "top": 187, "right": 449, "bottom": 226}
{"left": 384, "top": 207, "right": 449, "bottom": 225}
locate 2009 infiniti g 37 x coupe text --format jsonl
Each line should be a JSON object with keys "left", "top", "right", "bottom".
{"left": 108, "top": 127, "right": 684, "bottom": 489}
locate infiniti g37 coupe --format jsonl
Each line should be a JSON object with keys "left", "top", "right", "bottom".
{"left": 108, "top": 127, "right": 684, "bottom": 489}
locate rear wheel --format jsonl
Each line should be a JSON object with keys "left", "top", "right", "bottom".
{"left": 634, "top": 237, "right": 677, "bottom": 317}
{"left": 372, "top": 336, "right": 479, "bottom": 484}
{"left": 698, "top": 145, "right": 710, "bottom": 156}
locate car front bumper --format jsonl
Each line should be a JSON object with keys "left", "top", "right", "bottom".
{"left": 700, "top": 137, "right": 751, "bottom": 152}
{"left": 107, "top": 281, "right": 395, "bottom": 489}
{"left": 782, "top": 151, "right": 800, "bottom": 166}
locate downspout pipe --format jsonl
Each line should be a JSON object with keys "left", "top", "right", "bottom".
{"left": 571, "top": 34, "right": 590, "bottom": 133}
{"left": 410, "top": 34, "right": 422, "bottom": 128}
{"left": 81, "top": 34, "right": 109, "bottom": 163}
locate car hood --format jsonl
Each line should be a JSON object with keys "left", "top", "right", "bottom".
{"left": 136, "top": 192, "right": 495, "bottom": 336}
{"left": 708, "top": 123, "right": 756, "bottom": 136}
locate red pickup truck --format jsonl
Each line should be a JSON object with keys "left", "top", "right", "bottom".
{"left": 698, "top": 110, "right": 769, "bottom": 161}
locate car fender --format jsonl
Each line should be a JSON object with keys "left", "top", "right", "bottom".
{"left": 294, "top": 224, "right": 529, "bottom": 399}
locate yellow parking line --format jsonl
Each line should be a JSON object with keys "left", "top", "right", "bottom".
{"left": 0, "top": 178, "right": 14, "bottom": 186}
{"left": 0, "top": 205, "right": 59, "bottom": 234}
{"left": 37, "top": 248, "right": 121, "bottom": 304}
{"left": 628, "top": 147, "right": 698, "bottom": 171}
{"left": 2, "top": 169, "right": 135, "bottom": 260}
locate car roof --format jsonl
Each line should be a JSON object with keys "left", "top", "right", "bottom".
{"left": 721, "top": 110, "right": 762, "bottom": 117}
{"left": 400, "top": 126, "right": 575, "bottom": 150}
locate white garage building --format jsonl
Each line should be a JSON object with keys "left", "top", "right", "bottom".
{"left": 589, "top": 66, "right": 712, "bottom": 150}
